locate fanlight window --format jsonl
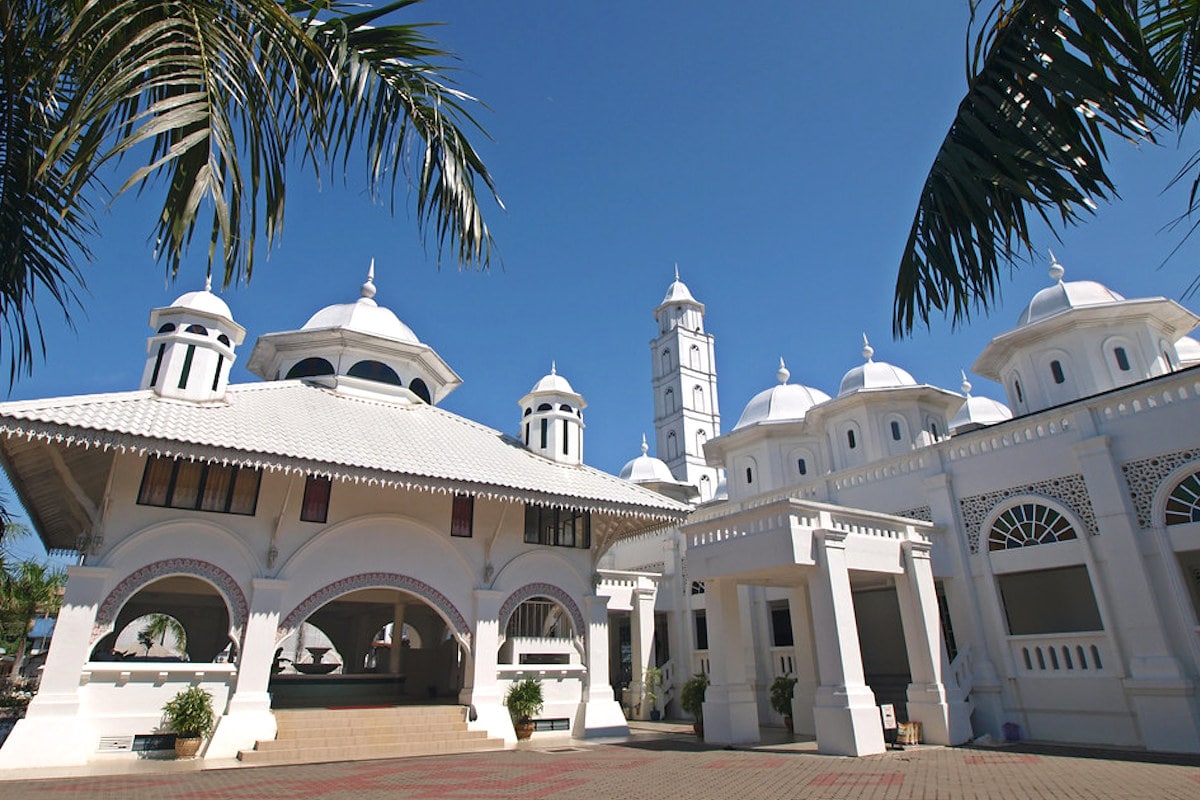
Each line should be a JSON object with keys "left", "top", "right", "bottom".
{"left": 1166, "top": 472, "right": 1200, "bottom": 526}
{"left": 988, "top": 503, "right": 1078, "bottom": 551}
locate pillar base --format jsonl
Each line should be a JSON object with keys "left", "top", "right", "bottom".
{"left": 703, "top": 684, "right": 761, "bottom": 745}
{"left": 205, "top": 692, "right": 277, "bottom": 759}
{"left": 1125, "top": 678, "right": 1200, "bottom": 754}
{"left": 813, "top": 684, "right": 885, "bottom": 756}
{"left": 0, "top": 715, "right": 95, "bottom": 768}
{"left": 906, "top": 682, "right": 972, "bottom": 745}
{"left": 573, "top": 691, "right": 628, "bottom": 739}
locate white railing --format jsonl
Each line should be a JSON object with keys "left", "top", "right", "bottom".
{"left": 692, "top": 651, "right": 710, "bottom": 676}
{"left": 657, "top": 659, "right": 677, "bottom": 710}
{"left": 499, "top": 636, "right": 580, "bottom": 666}
{"left": 769, "top": 647, "right": 795, "bottom": 676}
{"left": 1008, "top": 633, "right": 1112, "bottom": 676}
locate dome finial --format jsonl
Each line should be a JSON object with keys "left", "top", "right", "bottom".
{"left": 961, "top": 369, "right": 973, "bottom": 395}
{"left": 551, "top": 360, "right": 557, "bottom": 376}
{"left": 1048, "top": 249, "right": 1065, "bottom": 283}
{"left": 674, "top": 263, "right": 680, "bottom": 282}
{"left": 640, "top": 433, "right": 649, "bottom": 455}
{"left": 204, "top": 272, "right": 213, "bottom": 293}
{"left": 777, "top": 357, "right": 790, "bottom": 385}
{"left": 361, "top": 258, "right": 378, "bottom": 300}
{"left": 861, "top": 332, "right": 874, "bottom": 362}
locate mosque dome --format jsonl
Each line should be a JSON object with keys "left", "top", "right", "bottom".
{"left": 734, "top": 359, "right": 831, "bottom": 430}
{"left": 1017, "top": 256, "right": 1125, "bottom": 327}
{"left": 620, "top": 436, "right": 677, "bottom": 483}
{"left": 169, "top": 276, "right": 233, "bottom": 320}
{"left": 661, "top": 275, "right": 698, "bottom": 305}
{"left": 949, "top": 373, "right": 1014, "bottom": 433}
{"left": 528, "top": 363, "right": 578, "bottom": 396}
{"left": 837, "top": 336, "right": 917, "bottom": 397}
{"left": 1176, "top": 335, "right": 1200, "bottom": 367}
{"left": 302, "top": 264, "right": 419, "bottom": 344}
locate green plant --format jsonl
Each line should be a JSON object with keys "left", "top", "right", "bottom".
{"left": 680, "top": 672, "right": 709, "bottom": 721}
{"left": 162, "top": 686, "right": 216, "bottom": 739}
{"left": 504, "top": 679, "right": 544, "bottom": 723}
{"left": 642, "top": 667, "right": 663, "bottom": 707}
{"left": 770, "top": 674, "right": 798, "bottom": 718}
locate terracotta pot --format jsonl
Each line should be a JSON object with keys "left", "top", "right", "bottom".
{"left": 784, "top": 715, "right": 794, "bottom": 736}
{"left": 693, "top": 721, "right": 704, "bottom": 740}
{"left": 514, "top": 721, "right": 535, "bottom": 740}
{"left": 174, "top": 737, "right": 202, "bottom": 758}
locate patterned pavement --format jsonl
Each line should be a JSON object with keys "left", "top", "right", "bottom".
{"left": 3, "top": 730, "right": 1200, "bottom": 800}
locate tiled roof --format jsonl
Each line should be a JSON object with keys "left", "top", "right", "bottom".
{"left": 0, "top": 381, "right": 689, "bottom": 521}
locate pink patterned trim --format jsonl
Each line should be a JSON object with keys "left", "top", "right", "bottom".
{"left": 92, "top": 558, "right": 247, "bottom": 643}
{"left": 278, "top": 573, "right": 470, "bottom": 643}
{"left": 499, "top": 582, "right": 586, "bottom": 638}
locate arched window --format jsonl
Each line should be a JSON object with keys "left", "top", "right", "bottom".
{"left": 890, "top": 420, "right": 902, "bottom": 441}
{"left": 690, "top": 345, "right": 701, "bottom": 370}
{"left": 797, "top": 458, "right": 807, "bottom": 476}
{"left": 693, "top": 385, "right": 704, "bottom": 412}
{"left": 930, "top": 421, "right": 940, "bottom": 439}
{"left": 847, "top": 429, "right": 857, "bottom": 449}
{"left": 666, "top": 431, "right": 679, "bottom": 460}
{"left": 1014, "top": 377, "right": 1024, "bottom": 404}
{"left": 185, "top": 324, "right": 207, "bottom": 336}
{"left": 1050, "top": 360, "right": 1066, "bottom": 385}
{"left": 285, "top": 357, "right": 335, "bottom": 380}
{"left": 409, "top": 378, "right": 431, "bottom": 404}
{"left": 665, "top": 388, "right": 676, "bottom": 413}
{"left": 537, "top": 403, "right": 554, "bottom": 412}
{"left": 1166, "top": 471, "right": 1200, "bottom": 526}
{"left": 347, "top": 360, "right": 402, "bottom": 385}
{"left": 745, "top": 467, "right": 753, "bottom": 484}
{"left": 1113, "top": 347, "right": 1131, "bottom": 372}
{"left": 661, "top": 349, "right": 673, "bottom": 373}
{"left": 524, "top": 407, "right": 532, "bottom": 417}
{"left": 217, "top": 334, "right": 230, "bottom": 347}
{"left": 988, "top": 503, "right": 1078, "bottom": 551}
{"left": 696, "top": 429, "right": 707, "bottom": 455}
{"left": 540, "top": 418, "right": 548, "bottom": 449}
{"left": 562, "top": 419, "right": 570, "bottom": 455}
{"left": 157, "top": 323, "right": 176, "bottom": 334}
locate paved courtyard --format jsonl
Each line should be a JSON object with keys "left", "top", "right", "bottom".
{"left": 3, "top": 725, "right": 1200, "bottom": 800}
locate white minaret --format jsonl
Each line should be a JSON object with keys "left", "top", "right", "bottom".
{"left": 518, "top": 363, "right": 586, "bottom": 465}
{"left": 141, "top": 276, "right": 246, "bottom": 402}
{"left": 650, "top": 267, "right": 721, "bottom": 500}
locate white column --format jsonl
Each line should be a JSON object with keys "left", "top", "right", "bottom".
{"left": 701, "top": 578, "right": 760, "bottom": 744}
{"left": 0, "top": 566, "right": 111, "bottom": 768}
{"left": 629, "top": 587, "right": 655, "bottom": 720}
{"left": 460, "top": 590, "right": 514, "bottom": 743}
{"left": 388, "top": 601, "right": 408, "bottom": 675}
{"left": 207, "top": 578, "right": 285, "bottom": 758}
{"left": 574, "top": 593, "right": 628, "bottom": 738}
{"left": 895, "top": 541, "right": 972, "bottom": 745}
{"left": 787, "top": 584, "right": 819, "bottom": 737}
{"left": 808, "top": 530, "right": 885, "bottom": 756}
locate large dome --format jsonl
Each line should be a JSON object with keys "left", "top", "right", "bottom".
{"left": 1017, "top": 258, "right": 1125, "bottom": 327}
{"left": 734, "top": 360, "right": 831, "bottom": 430}
{"left": 838, "top": 338, "right": 917, "bottom": 397}
{"left": 620, "top": 437, "right": 677, "bottom": 483}
{"left": 302, "top": 271, "right": 419, "bottom": 344}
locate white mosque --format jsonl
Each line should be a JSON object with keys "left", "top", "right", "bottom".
{"left": 1, "top": 256, "right": 1199, "bottom": 766}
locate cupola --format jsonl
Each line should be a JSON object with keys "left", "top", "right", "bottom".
{"left": 619, "top": 435, "right": 700, "bottom": 504}
{"left": 734, "top": 359, "right": 831, "bottom": 430}
{"left": 246, "top": 262, "right": 461, "bottom": 404}
{"left": 653, "top": 266, "right": 706, "bottom": 335}
{"left": 837, "top": 335, "right": 918, "bottom": 397}
{"left": 949, "top": 372, "right": 1013, "bottom": 435}
{"left": 519, "top": 363, "right": 586, "bottom": 465}
{"left": 141, "top": 276, "right": 246, "bottom": 402}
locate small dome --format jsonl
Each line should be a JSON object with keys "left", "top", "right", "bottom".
{"left": 661, "top": 265, "right": 699, "bottom": 305}
{"left": 620, "top": 436, "right": 677, "bottom": 483}
{"left": 302, "top": 262, "right": 420, "bottom": 344}
{"left": 838, "top": 335, "right": 917, "bottom": 396}
{"left": 735, "top": 359, "right": 831, "bottom": 430}
{"left": 170, "top": 275, "right": 233, "bottom": 320}
{"left": 529, "top": 362, "right": 577, "bottom": 395}
{"left": 1017, "top": 256, "right": 1125, "bottom": 327}
{"left": 1177, "top": 335, "right": 1200, "bottom": 367}
{"left": 950, "top": 373, "right": 1013, "bottom": 432}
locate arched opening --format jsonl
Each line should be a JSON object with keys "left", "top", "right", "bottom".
{"left": 286, "top": 357, "right": 335, "bottom": 380}
{"left": 408, "top": 377, "right": 431, "bottom": 404}
{"left": 90, "top": 576, "right": 236, "bottom": 664}
{"left": 347, "top": 360, "right": 402, "bottom": 386}
{"left": 272, "top": 586, "right": 467, "bottom": 709}
{"left": 499, "top": 596, "right": 579, "bottom": 667}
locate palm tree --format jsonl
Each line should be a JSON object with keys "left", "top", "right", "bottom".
{"left": 1, "top": 560, "right": 65, "bottom": 679}
{"left": 896, "top": 1, "right": 1200, "bottom": 335}
{"left": 1, "top": 0, "right": 499, "bottom": 381}
{"left": 140, "top": 613, "right": 187, "bottom": 656}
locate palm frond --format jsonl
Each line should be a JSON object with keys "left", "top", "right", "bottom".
{"left": 894, "top": 0, "right": 1161, "bottom": 335}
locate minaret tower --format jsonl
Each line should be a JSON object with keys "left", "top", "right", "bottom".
{"left": 650, "top": 268, "right": 721, "bottom": 501}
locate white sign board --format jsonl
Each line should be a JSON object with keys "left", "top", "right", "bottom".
{"left": 879, "top": 704, "right": 897, "bottom": 730}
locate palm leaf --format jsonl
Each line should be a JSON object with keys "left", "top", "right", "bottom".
{"left": 894, "top": 0, "right": 1161, "bottom": 335}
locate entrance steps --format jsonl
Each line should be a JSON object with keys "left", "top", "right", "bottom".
{"left": 237, "top": 705, "right": 505, "bottom": 766}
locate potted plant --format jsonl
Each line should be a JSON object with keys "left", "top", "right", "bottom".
{"left": 162, "top": 686, "right": 216, "bottom": 758}
{"left": 770, "top": 673, "right": 798, "bottom": 736}
{"left": 642, "top": 667, "right": 663, "bottom": 721}
{"left": 504, "top": 678, "right": 543, "bottom": 740}
{"left": 680, "top": 672, "right": 709, "bottom": 739}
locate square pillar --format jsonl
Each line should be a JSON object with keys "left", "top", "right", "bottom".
{"left": 895, "top": 541, "right": 972, "bottom": 745}
{"left": 575, "top": 593, "right": 629, "bottom": 738}
{"left": 808, "top": 531, "right": 885, "bottom": 756}
{"left": 460, "top": 590, "right": 515, "bottom": 743}
{"left": 630, "top": 586, "right": 656, "bottom": 719}
{"left": 701, "top": 578, "right": 760, "bottom": 745}
{"left": 0, "top": 566, "right": 111, "bottom": 768}
{"left": 787, "top": 584, "right": 820, "bottom": 737}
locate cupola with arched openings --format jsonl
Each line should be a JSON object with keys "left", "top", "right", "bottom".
{"left": 141, "top": 276, "right": 246, "bottom": 402}
{"left": 519, "top": 364, "right": 586, "bottom": 465}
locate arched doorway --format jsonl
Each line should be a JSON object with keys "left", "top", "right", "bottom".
{"left": 90, "top": 575, "right": 238, "bottom": 663}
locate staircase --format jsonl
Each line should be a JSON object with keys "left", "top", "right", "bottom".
{"left": 237, "top": 706, "right": 505, "bottom": 766}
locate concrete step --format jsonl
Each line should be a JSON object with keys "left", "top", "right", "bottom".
{"left": 237, "top": 736, "right": 504, "bottom": 766}
{"left": 273, "top": 707, "right": 466, "bottom": 729}
{"left": 273, "top": 720, "right": 471, "bottom": 740}
{"left": 251, "top": 729, "right": 492, "bottom": 753}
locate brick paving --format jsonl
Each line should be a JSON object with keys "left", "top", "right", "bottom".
{"left": 3, "top": 730, "right": 1200, "bottom": 799}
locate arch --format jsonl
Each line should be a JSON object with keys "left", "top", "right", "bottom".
{"left": 695, "top": 428, "right": 707, "bottom": 456}
{"left": 217, "top": 333, "right": 231, "bottom": 347}
{"left": 279, "top": 573, "right": 471, "bottom": 647}
{"left": 666, "top": 430, "right": 679, "bottom": 460}
{"left": 498, "top": 583, "right": 585, "bottom": 642}
{"left": 692, "top": 385, "right": 705, "bottom": 412}
{"left": 157, "top": 323, "right": 177, "bottom": 334}
{"left": 408, "top": 377, "right": 431, "bottom": 404}
{"left": 689, "top": 344, "right": 702, "bottom": 370}
{"left": 665, "top": 388, "right": 676, "bottom": 414}
{"left": 185, "top": 324, "right": 207, "bottom": 336}
{"left": 347, "top": 360, "right": 402, "bottom": 386}
{"left": 1165, "top": 469, "right": 1200, "bottom": 526}
{"left": 537, "top": 402, "right": 554, "bottom": 412}
{"left": 987, "top": 500, "right": 1079, "bottom": 552}
{"left": 92, "top": 558, "right": 247, "bottom": 644}
{"left": 661, "top": 348, "right": 673, "bottom": 373}
{"left": 286, "top": 357, "right": 335, "bottom": 380}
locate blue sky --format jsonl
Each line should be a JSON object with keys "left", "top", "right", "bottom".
{"left": 5, "top": 2, "right": 1200, "bottom": 560}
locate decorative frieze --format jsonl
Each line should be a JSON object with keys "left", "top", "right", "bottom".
{"left": 960, "top": 474, "right": 1096, "bottom": 554}
{"left": 1120, "top": 448, "right": 1200, "bottom": 529}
